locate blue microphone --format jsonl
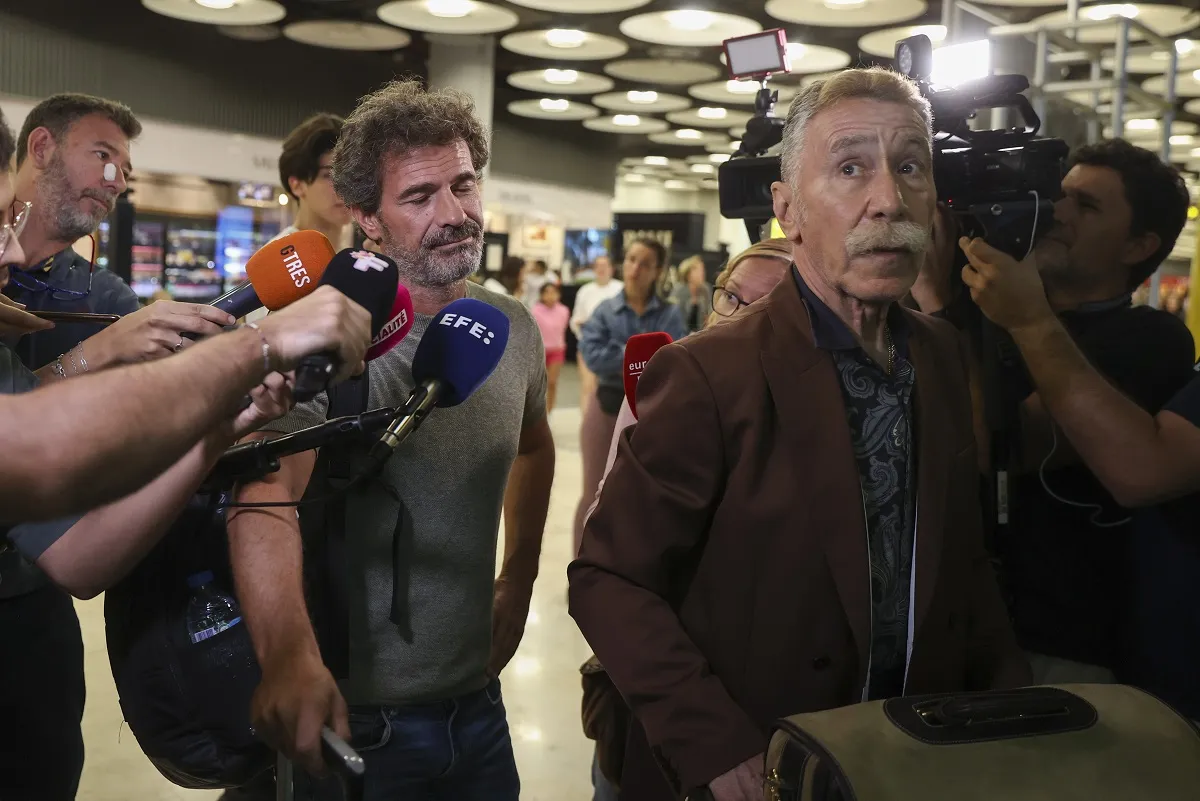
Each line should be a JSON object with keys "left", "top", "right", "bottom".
{"left": 364, "top": 297, "right": 510, "bottom": 473}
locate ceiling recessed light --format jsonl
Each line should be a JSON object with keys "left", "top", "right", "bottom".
{"left": 543, "top": 68, "right": 578, "bottom": 84}
{"left": 613, "top": 114, "right": 641, "bottom": 126}
{"left": 1191, "top": 147, "right": 1200, "bottom": 157}
{"left": 195, "top": 0, "right": 236, "bottom": 8}
{"left": 690, "top": 163, "right": 715, "bottom": 173}
{"left": 823, "top": 0, "right": 867, "bottom": 8}
{"left": 546, "top": 28, "right": 586, "bottom": 48}
{"left": 665, "top": 179, "right": 691, "bottom": 189}
{"left": 644, "top": 155, "right": 669, "bottom": 165}
{"left": 665, "top": 9, "right": 715, "bottom": 31}
{"left": 539, "top": 98, "right": 570, "bottom": 112}
{"left": 1178, "top": 39, "right": 1196, "bottom": 55}
{"left": 697, "top": 106, "right": 727, "bottom": 119}
{"left": 1172, "top": 134, "right": 1195, "bottom": 145}
{"left": 425, "top": 0, "right": 474, "bottom": 17}
{"left": 627, "top": 90, "right": 659, "bottom": 104}
{"left": 1084, "top": 3, "right": 1139, "bottom": 21}
{"left": 709, "top": 153, "right": 730, "bottom": 163}
{"left": 676, "top": 128, "right": 702, "bottom": 139}
{"left": 1128, "top": 118, "right": 1159, "bottom": 129}
{"left": 726, "top": 79, "right": 760, "bottom": 94}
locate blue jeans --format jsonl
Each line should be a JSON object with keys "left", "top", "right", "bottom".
{"left": 294, "top": 678, "right": 519, "bottom": 801}
{"left": 592, "top": 748, "right": 621, "bottom": 801}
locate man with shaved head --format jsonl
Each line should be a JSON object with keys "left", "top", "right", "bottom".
{"left": 569, "top": 67, "right": 1030, "bottom": 801}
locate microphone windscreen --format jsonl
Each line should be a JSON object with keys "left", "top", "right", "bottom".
{"left": 623, "top": 331, "right": 674, "bottom": 419}
{"left": 318, "top": 249, "right": 401, "bottom": 338}
{"left": 245, "top": 230, "right": 335, "bottom": 310}
{"left": 413, "top": 298, "right": 510, "bottom": 407}
{"left": 367, "top": 283, "right": 415, "bottom": 361}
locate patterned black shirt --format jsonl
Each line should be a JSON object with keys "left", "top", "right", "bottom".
{"left": 793, "top": 269, "right": 917, "bottom": 700}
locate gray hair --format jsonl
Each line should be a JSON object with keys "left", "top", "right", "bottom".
{"left": 779, "top": 67, "right": 932, "bottom": 186}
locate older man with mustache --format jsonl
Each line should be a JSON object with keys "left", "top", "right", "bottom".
{"left": 569, "top": 67, "right": 1030, "bottom": 801}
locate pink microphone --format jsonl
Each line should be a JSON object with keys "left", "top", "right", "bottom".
{"left": 367, "top": 283, "right": 415, "bottom": 361}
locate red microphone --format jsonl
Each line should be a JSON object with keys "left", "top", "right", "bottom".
{"left": 622, "top": 332, "right": 673, "bottom": 419}
{"left": 367, "top": 282, "right": 415, "bottom": 361}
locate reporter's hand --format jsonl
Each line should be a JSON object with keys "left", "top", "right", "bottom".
{"left": 251, "top": 647, "right": 350, "bottom": 778}
{"left": 910, "top": 202, "right": 958, "bottom": 314}
{"left": 256, "top": 286, "right": 372, "bottom": 383}
{"left": 229, "top": 371, "right": 294, "bottom": 440}
{"left": 708, "top": 753, "right": 765, "bottom": 801}
{"left": 87, "top": 300, "right": 234, "bottom": 367}
{"left": 0, "top": 295, "right": 53, "bottom": 337}
{"left": 960, "top": 236, "right": 1056, "bottom": 333}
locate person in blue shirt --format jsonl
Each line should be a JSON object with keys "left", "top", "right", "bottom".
{"left": 574, "top": 238, "right": 686, "bottom": 556}
{"left": 964, "top": 234, "right": 1200, "bottom": 722}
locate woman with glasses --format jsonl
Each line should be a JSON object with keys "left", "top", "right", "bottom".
{"left": 580, "top": 237, "right": 793, "bottom": 801}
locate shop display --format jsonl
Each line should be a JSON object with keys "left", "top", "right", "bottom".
{"left": 164, "top": 220, "right": 221, "bottom": 301}
{"left": 131, "top": 220, "right": 165, "bottom": 299}
{"left": 217, "top": 206, "right": 282, "bottom": 288}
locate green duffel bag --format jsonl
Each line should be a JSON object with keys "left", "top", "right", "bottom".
{"left": 764, "top": 684, "right": 1200, "bottom": 801}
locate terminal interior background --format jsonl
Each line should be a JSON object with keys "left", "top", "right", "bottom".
{"left": 4, "top": 0, "right": 1200, "bottom": 798}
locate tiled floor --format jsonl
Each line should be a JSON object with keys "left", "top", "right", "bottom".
{"left": 75, "top": 365, "right": 597, "bottom": 800}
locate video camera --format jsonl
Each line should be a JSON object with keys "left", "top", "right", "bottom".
{"left": 717, "top": 30, "right": 1070, "bottom": 259}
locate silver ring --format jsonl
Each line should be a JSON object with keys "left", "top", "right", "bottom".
{"left": 174, "top": 336, "right": 184, "bottom": 352}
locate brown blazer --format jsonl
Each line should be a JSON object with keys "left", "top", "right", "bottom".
{"left": 567, "top": 275, "right": 1031, "bottom": 801}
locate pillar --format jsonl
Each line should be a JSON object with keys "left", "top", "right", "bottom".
{"left": 427, "top": 34, "right": 496, "bottom": 179}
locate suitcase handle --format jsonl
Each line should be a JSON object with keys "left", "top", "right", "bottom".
{"left": 933, "top": 695, "right": 1070, "bottom": 726}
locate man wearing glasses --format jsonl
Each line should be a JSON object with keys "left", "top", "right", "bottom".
{"left": 6, "top": 93, "right": 233, "bottom": 376}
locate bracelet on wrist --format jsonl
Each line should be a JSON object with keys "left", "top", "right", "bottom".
{"left": 244, "top": 322, "right": 273, "bottom": 374}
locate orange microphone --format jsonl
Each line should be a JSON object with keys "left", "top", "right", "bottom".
{"left": 210, "top": 229, "right": 336, "bottom": 319}
{"left": 622, "top": 331, "right": 673, "bottom": 419}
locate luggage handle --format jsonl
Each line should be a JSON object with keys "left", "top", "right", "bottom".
{"left": 924, "top": 695, "right": 1071, "bottom": 727}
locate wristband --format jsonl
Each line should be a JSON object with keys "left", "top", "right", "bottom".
{"left": 245, "top": 322, "right": 272, "bottom": 374}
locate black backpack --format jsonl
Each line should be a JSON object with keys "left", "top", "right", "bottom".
{"left": 103, "top": 374, "right": 370, "bottom": 789}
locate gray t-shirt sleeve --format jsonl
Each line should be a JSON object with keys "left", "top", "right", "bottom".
{"left": 259, "top": 390, "right": 330, "bottom": 435}
{"left": 514, "top": 303, "right": 547, "bottom": 427}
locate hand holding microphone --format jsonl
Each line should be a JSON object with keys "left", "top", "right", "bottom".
{"left": 252, "top": 285, "right": 375, "bottom": 383}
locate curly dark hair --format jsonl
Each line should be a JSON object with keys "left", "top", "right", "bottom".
{"left": 279, "top": 113, "right": 343, "bottom": 201}
{"left": 332, "top": 78, "right": 489, "bottom": 215}
{"left": 1070, "top": 139, "right": 1191, "bottom": 289}
{"left": 0, "top": 108, "right": 15, "bottom": 168}
{"left": 16, "top": 93, "right": 141, "bottom": 166}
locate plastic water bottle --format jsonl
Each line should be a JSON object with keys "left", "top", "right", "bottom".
{"left": 185, "top": 570, "right": 243, "bottom": 645}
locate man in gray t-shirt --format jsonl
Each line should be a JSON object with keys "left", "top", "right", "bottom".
{"left": 229, "top": 80, "right": 556, "bottom": 801}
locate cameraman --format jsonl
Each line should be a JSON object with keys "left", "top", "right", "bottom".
{"left": 912, "top": 139, "right": 1196, "bottom": 685}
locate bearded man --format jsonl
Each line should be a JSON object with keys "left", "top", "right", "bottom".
{"left": 227, "top": 80, "right": 554, "bottom": 801}
{"left": 568, "top": 68, "right": 1031, "bottom": 801}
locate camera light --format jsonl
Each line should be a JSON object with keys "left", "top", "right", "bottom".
{"left": 698, "top": 106, "right": 728, "bottom": 120}
{"left": 930, "top": 39, "right": 990, "bottom": 88}
{"left": 627, "top": 90, "right": 659, "bottom": 104}
{"left": 613, "top": 114, "right": 641, "bottom": 126}
{"left": 539, "top": 98, "right": 570, "bottom": 112}
{"left": 643, "top": 156, "right": 669, "bottom": 165}
{"left": 543, "top": 68, "right": 578, "bottom": 85}
{"left": 546, "top": 29, "right": 586, "bottom": 48}
{"left": 665, "top": 9, "right": 715, "bottom": 31}
{"left": 676, "top": 128, "right": 703, "bottom": 139}
{"left": 195, "top": 0, "right": 237, "bottom": 8}
{"left": 1127, "top": 118, "right": 1159, "bottom": 130}
{"left": 1084, "top": 4, "right": 1139, "bottom": 21}
{"left": 725, "top": 79, "right": 760, "bottom": 94}
{"left": 425, "top": 0, "right": 475, "bottom": 17}
{"left": 709, "top": 153, "right": 731, "bottom": 163}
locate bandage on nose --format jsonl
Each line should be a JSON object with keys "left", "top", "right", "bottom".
{"left": 103, "top": 163, "right": 117, "bottom": 182}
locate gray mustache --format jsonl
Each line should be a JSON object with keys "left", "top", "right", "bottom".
{"left": 845, "top": 222, "right": 929, "bottom": 257}
{"left": 425, "top": 220, "right": 481, "bottom": 248}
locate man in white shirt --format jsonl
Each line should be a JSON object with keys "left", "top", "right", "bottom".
{"left": 569, "top": 255, "right": 621, "bottom": 405}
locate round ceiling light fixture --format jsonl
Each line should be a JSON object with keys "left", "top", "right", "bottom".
{"left": 546, "top": 28, "right": 587, "bottom": 48}
{"left": 665, "top": 9, "right": 715, "bottom": 31}
{"left": 644, "top": 155, "right": 669, "bottom": 165}
{"left": 824, "top": 0, "right": 867, "bottom": 7}
{"left": 676, "top": 128, "right": 703, "bottom": 139}
{"left": 195, "top": 0, "right": 236, "bottom": 9}
{"left": 544, "top": 68, "right": 579, "bottom": 84}
{"left": 540, "top": 98, "right": 570, "bottom": 112}
{"left": 726, "top": 79, "right": 760, "bottom": 94}
{"left": 614, "top": 114, "right": 642, "bottom": 126}
{"left": 144, "top": 0, "right": 285, "bottom": 24}
{"left": 425, "top": 0, "right": 474, "bottom": 16}
{"left": 709, "top": 153, "right": 731, "bottom": 163}
{"left": 698, "top": 107, "right": 727, "bottom": 119}
{"left": 627, "top": 90, "right": 659, "bottom": 104}
{"left": 1084, "top": 3, "right": 1138, "bottom": 21}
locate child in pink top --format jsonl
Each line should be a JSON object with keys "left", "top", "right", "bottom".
{"left": 532, "top": 281, "right": 570, "bottom": 411}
